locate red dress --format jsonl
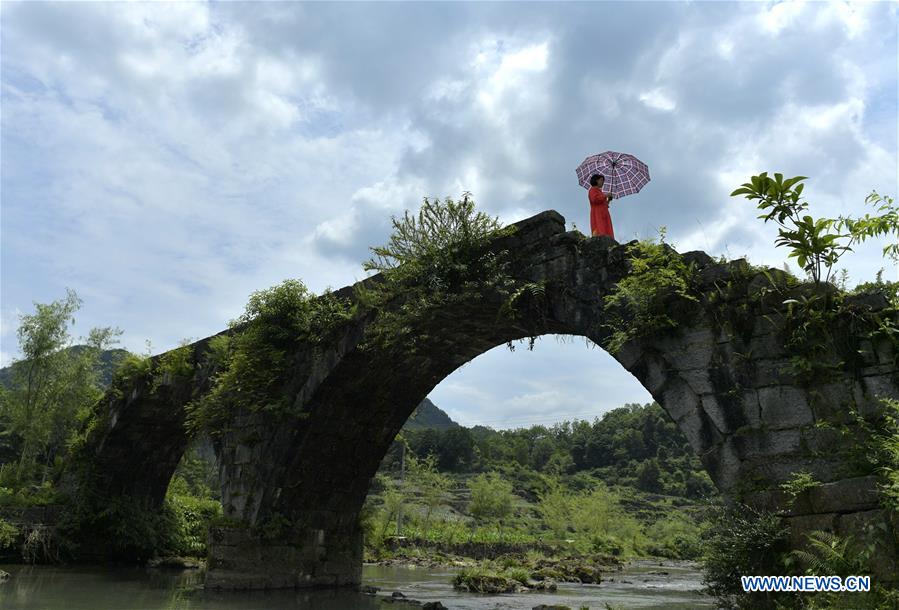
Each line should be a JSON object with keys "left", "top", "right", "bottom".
{"left": 588, "top": 186, "right": 614, "bottom": 239}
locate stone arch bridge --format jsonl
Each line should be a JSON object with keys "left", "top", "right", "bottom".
{"left": 79, "top": 211, "right": 899, "bottom": 589}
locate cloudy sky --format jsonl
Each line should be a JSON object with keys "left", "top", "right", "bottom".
{"left": 2, "top": 1, "right": 896, "bottom": 428}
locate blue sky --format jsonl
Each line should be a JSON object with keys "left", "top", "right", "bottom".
{"left": 1, "top": 1, "right": 896, "bottom": 428}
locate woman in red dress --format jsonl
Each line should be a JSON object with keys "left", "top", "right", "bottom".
{"left": 588, "top": 174, "right": 615, "bottom": 239}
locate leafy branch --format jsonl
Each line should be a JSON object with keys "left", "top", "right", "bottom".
{"left": 731, "top": 173, "right": 898, "bottom": 285}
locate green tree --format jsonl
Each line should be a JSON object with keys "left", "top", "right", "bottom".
{"left": 436, "top": 427, "right": 475, "bottom": 472}
{"left": 363, "top": 473, "right": 406, "bottom": 544}
{"left": 0, "top": 289, "right": 121, "bottom": 483}
{"left": 407, "top": 453, "right": 451, "bottom": 538}
{"left": 731, "top": 173, "right": 899, "bottom": 285}
{"left": 572, "top": 485, "right": 645, "bottom": 556}
{"left": 636, "top": 458, "right": 662, "bottom": 493}
{"left": 536, "top": 479, "right": 576, "bottom": 539}
{"left": 837, "top": 191, "right": 899, "bottom": 264}
{"left": 468, "top": 471, "right": 515, "bottom": 539}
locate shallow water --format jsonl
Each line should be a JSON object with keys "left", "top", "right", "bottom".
{"left": 0, "top": 560, "right": 714, "bottom": 609}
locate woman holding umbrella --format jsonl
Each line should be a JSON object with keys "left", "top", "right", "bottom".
{"left": 576, "top": 151, "right": 651, "bottom": 241}
{"left": 588, "top": 174, "right": 615, "bottom": 238}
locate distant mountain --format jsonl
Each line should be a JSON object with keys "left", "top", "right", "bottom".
{"left": 0, "top": 349, "right": 461, "bottom": 431}
{"left": 403, "top": 397, "right": 459, "bottom": 431}
{"left": 0, "top": 346, "right": 130, "bottom": 389}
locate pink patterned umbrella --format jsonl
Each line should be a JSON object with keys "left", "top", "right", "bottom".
{"left": 575, "top": 151, "right": 650, "bottom": 199}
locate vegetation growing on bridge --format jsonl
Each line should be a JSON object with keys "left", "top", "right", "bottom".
{"left": 186, "top": 279, "right": 354, "bottom": 434}
{"left": 600, "top": 173, "right": 897, "bottom": 363}
{"left": 602, "top": 230, "right": 700, "bottom": 353}
{"left": 357, "top": 193, "right": 521, "bottom": 352}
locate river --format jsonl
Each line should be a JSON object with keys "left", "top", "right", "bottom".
{"left": 0, "top": 560, "right": 714, "bottom": 609}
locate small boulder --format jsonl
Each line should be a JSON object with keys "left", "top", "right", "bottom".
{"left": 0, "top": 570, "right": 9, "bottom": 581}
{"left": 422, "top": 603, "right": 447, "bottom": 610}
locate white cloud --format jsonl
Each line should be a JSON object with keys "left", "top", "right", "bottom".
{"left": 2, "top": 1, "right": 895, "bottom": 423}
{"left": 474, "top": 40, "right": 551, "bottom": 126}
{"left": 758, "top": 0, "right": 808, "bottom": 35}
{"left": 313, "top": 210, "right": 360, "bottom": 248}
{"left": 717, "top": 37, "right": 735, "bottom": 60}
{"left": 638, "top": 88, "right": 676, "bottom": 112}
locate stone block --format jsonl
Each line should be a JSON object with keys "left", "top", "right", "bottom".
{"left": 206, "top": 571, "right": 287, "bottom": 590}
{"left": 862, "top": 375, "right": 899, "bottom": 403}
{"left": 211, "top": 526, "right": 253, "bottom": 548}
{"left": 743, "top": 488, "right": 816, "bottom": 516}
{"left": 614, "top": 341, "right": 643, "bottom": 369}
{"left": 701, "top": 439, "right": 741, "bottom": 492}
{"left": 754, "top": 313, "right": 784, "bottom": 335}
{"left": 799, "top": 426, "right": 844, "bottom": 455}
{"left": 686, "top": 407, "right": 726, "bottom": 454}
{"left": 313, "top": 573, "right": 339, "bottom": 587}
{"left": 657, "top": 340, "right": 714, "bottom": 371}
{"left": 805, "top": 383, "right": 855, "bottom": 421}
{"left": 747, "top": 332, "right": 787, "bottom": 358}
{"left": 741, "top": 489, "right": 786, "bottom": 512}
{"left": 732, "top": 429, "right": 801, "bottom": 459}
{"left": 852, "top": 381, "right": 894, "bottom": 419}
{"left": 786, "top": 513, "right": 839, "bottom": 549}
{"left": 532, "top": 256, "right": 574, "bottom": 283}
{"left": 875, "top": 337, "right": 898, "bottom": 366}
{"left": 860, "top": 363, "right": 897, "bottom": 377}
{"left": 698, "top": 264, "right": 732, "bottom": 286}
{"left": 661, "top": 379, "right": 700, "bottom": 423}
{"left": 697, "top": 394, "right": 729, "bottom": 433}
{"left": 681, "top": 250, "right": 714, "bottom": 268}
{"left": 837, "top": 509, "right": 899, "bottom": 581}
{"left": 745, "top": 456, "right": 847, "bottom": 487}
{"left": 680, "top": 369, "right": 715, "bottom": 395}
{"left": 640, "top": 358, "right": 669, "bottom": 396}
{"left": 844, "top": 292, "right": 890, "bottom": 312}
{"left": 856, "top": 340, "right": 879, "bottom": 366}
{"left": 699, "top": 393, "right": 755, "bottom": 434}
{"left": 807, "top": 476, "right": 881, "bottom": 514}
{"left": 739, "top": 389, "right": 762, "bottom": 427}
{"left": 753, "top": 359, "right": 797, "bottom": 387}
{"left": 758, "top": 386, "right": 814, "bottom": 429}
{"left": 206, "top": 556, "right": 235, "bottom": 571}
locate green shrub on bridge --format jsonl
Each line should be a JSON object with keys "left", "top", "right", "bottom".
{"left": 186, "top": 279, "right": 353, "bottom": 433}
{"left": 602, "top": 232, "right": 699, "bottom": 354}
{"left": 358, "top": 193, "right": 520, "bottom": 352}
{"left": 363, "top": 192, "right": 505, "bottom": 278}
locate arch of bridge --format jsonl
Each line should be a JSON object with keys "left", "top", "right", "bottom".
{"left": 81, "top": 210, "right": 899, "bottom": 587}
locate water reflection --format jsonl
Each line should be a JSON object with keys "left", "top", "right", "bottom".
{"left": 0, "top": 561, "right": 714, "bottom": 609}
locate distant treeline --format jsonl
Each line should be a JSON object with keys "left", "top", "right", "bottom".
{"left": 381, "top": 402, "right": 716, "bottom": 500}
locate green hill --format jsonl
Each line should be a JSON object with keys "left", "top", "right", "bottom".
{"left": 0, "top": 346, "right": 130, "bottom": 389}
{"left": 404, "top": 398, "right": 459, "bottom": 431}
